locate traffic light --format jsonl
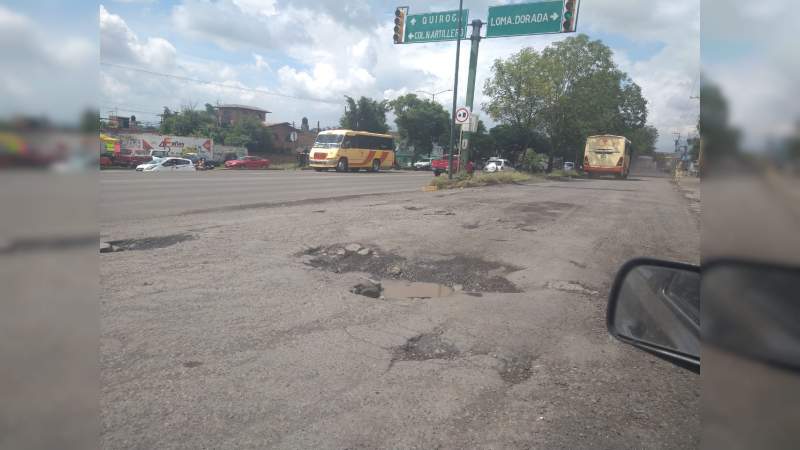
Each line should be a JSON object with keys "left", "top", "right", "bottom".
{"left": 393, "top": 7, "right": 406, "bottom": 44}
{"left": 562, "top": 0, "right": 576, "bottom": 32}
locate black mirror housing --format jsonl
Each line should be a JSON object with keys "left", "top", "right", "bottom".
{"left": 607, "top": 258, "right": 701, "bottom": 373}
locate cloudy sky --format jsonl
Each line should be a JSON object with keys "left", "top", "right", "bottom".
{"left": 3, "top": 0, "right": 704, "bottom": 152}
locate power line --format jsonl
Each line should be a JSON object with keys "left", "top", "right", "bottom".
{"left": 101, "top": 105, "right": 163, "bottom": 116}
{"left": 100, "top": 61, "right": 341, "bottom": 105}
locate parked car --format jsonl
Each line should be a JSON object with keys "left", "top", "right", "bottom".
{"left": 141, "top": 157, "right": 196, "bottom": 172}
{"left": 431, "top": 155, "right": 474, "bottom": 176}
{"left": 413, "top": 158, "right": 433, "bottom": 171}
{"left": 484, "top": 157, "right": 510, "bottom": 173}
{"left": 224, "top": 156, "right": 271, "bottom": 169}
{"left": 136, "top": 157, "right": 164, "bottom": 171}
{"left": 563, "top": 161, "right": 575, "bottom": 171}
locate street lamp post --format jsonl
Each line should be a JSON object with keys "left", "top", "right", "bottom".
{"left": 416, "top": 89, "right": 452, "bottom": 102}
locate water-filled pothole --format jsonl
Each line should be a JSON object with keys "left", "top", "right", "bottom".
{"left": 382, "top": 280, "right": 454, "bottom": 299}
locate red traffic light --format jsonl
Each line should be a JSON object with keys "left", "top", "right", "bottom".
{"left": 562, "top": 0, "right": 576, "bottom": 32}
{"left": 393, "top": 7, "right": 406, "bottom": 44}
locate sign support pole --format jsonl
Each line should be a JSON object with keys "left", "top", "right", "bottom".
{"left": 447, "top": 0, "right": 464, "bottom": 180}
{"left": 460, "top": 19, "right": 483, "bottom": 174}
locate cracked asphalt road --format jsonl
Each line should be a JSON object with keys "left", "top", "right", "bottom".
{"left": 101, "top": 171, "right": 700, "bottom": 449}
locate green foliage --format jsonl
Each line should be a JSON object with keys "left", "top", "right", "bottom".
{"left": 390, "top": 94, "right": 449, "bottom": 157}
{"left": 340, "top": 96, "right": 389, "bottom": 133}
{"left": 80, "top": 109, "right": 100, "bottom": 133}
{"left": 487, "top": 124, "right": 550, "bottom": 164}
{"left": 482, "top": 34, "right": 650, "bottom": 167}
{"left": 429, "top": 171, "right": 532, "bottom": 190}
{"left": 628, "top": 125, "right": 659, "bottom": 155}
{"left": 158, "top": 106, "right": 273, "bottom": 153}
{"left": 699, "top": 79, "right": 740, "bottom": 163}
{"left": 520, "top": 149, "right": 548, "bottom": 173}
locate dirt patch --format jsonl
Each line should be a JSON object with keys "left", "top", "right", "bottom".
{"left": 391, "top": 331, "right": 460, "bottom": 364}
{"left": 182, "top": 361, "right": 203, "bottom": 368}
{"left": 461, "top": 221, "right": 481, "bottom": 230}
{"left": 300, "top": 245, "right": 522, "bottom": 293}
{"left": 505, "top": 201, "right": 575, "bottom": 227}
{"left": 545, "top": 280, "right": 600, "bottom": 296}
{"left": 403, "top": 206, "right": 424, "bottom": 211}
{"left": 498, "top": 354, "right": 537, "bottom": 384}
{"left": 103, "top": 233, "right": 194, "bottom": 253}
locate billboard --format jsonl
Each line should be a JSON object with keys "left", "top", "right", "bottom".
{"left": 118, "top": 134, "right": 214, "bottom": 159}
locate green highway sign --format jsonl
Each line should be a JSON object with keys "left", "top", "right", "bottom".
{"left": 486, "top": 1, "right": 565, "bottom": 38}
{"left": 404, "top": 9, "right": 469, "bottom": 43}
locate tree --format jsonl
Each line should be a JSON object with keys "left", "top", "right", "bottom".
{"left": 157, "top": 106, "right": 273, "bottom": 153}
{"left": 699, "top": 79, "right": 740, "bottom": 164}
{"left": 483, "top": 34, "right": 649, "bottom": 169}
{"left": 628, "top": 125, "right": 659, "bottom": 155}
{"left": 340, "top": 96, "right": 389, "bottom": 133}
{"left": 390, "top": 93, "right": 449, "bottom": 158}
{"left": 488, "top": 124, "right": 550, "bottom": 164}
{"left": 469, "top": 120, "right": 496, "bottom": 162}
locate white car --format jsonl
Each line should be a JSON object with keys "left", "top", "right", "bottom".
{"left": 563, "top": 162, "right": 575, "bottom": 171}
{"left": 142, "top": 157, "right": 196, "bottom": 172}
{"left": 484, "top": 158, "right": 510, "bottom": 173}
{"left": 135, "top": 157, "right": 164, "bottom": 171}
{"left": 413, "top": 158, "right": 432, "bottom": 170}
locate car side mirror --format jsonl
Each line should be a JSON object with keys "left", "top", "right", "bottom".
{"left": 607, "top": 258, "right": 700, "bottom": 373}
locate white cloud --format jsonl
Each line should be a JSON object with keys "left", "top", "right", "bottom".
{"left": 0, "top": 5, "right": 96, "bottom": 123}
{"left": 703, "top": 0, "right": 800, "bottom": 148}
{"left": 99, "top": 0, "right": 704, "bottom": 142}
{"left": 171, "top": 0, "right": 306, "bottom": 51}
{"left": 253, "top": 53, "right": 271, "bottom": 71}
{"left": 100, "top": 4, "right": 177, "bottom": 66}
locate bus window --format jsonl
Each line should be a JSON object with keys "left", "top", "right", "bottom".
{"left": 342, "top": 136, "right": 353, "bottom": 148}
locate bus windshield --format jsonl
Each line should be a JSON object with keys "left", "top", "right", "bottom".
{"left": 313, "top": 134, "right": 344, "bottom": 148}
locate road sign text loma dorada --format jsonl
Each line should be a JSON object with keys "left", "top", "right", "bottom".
{"left": 488, "top": 11, "right": 559, "bottom": 27}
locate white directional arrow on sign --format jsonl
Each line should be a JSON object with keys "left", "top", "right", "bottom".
{"left": 408, "top": 33, "right": 414, "bottom": 40}
{"left": 550, "top": 12, "right": 559, "bottom": 21}
{"left": 410, "top": 17, "right": 416, "bottom": 25}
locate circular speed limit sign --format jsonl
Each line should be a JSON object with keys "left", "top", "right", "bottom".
{"left": 455, "top": 107, "right": 470, "bottom": 124}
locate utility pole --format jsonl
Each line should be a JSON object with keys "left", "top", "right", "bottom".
{"left": 447, "top": 0, "right": 464, "bottom": 180}
{"left": 460, "top": 19, "right": 483, "bottom": 174}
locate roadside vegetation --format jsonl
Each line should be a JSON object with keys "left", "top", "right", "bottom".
{"left": 428, "top": 172, "right": 532, "bottom": 190}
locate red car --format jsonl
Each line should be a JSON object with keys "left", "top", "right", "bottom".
{"left": 224, "top": 156, "right": 271, "bottom": 169}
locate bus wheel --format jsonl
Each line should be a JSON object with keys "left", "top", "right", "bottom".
{"left": 372, "top": 159, "right": 381, "bottom": 172}
{"left": 336, "top": 158, "right": 348, "bottom": 172}
{"left": 313, "top": 168, "right": 323, "bottom": 172}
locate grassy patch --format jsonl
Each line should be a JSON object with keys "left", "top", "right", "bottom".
{"left": 546, "top": 169, "right": 580, "bottom": 179}
{"left": 429, "top": 171, "right": 532, "bottom": 190}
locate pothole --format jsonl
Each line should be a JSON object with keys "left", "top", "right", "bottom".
{"left": 506, "top": 201, "right": 575, "bottom": 226}
{"left": 102, "top": 234, "right": 194, "bottom": 253}
{"left": 498, "top": 354, "right": 537, "bottom": 385}
{"left": 300, "top": 244, "right": 522, "bottom": 293}
{"left": 382, "top": 280, "right": 454, "bottom": 299}
{"left": 391, "top": 331, "right": 460, "bottom": 364}
{"left": 545, "top": 280, "right": 599, "bottom": 296}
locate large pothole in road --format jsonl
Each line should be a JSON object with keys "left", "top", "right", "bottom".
{"left": 391, "top": 331, "right": 461, "bottom": 364}
{"left": 101, "top": 233, "right": 194, "bottom": 253}
{"left": 300, "top": 244, "right": 522, "bottom": 293}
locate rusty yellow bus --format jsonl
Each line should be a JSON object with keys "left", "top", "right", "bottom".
{"left": 583, "top": 135, "right": 632, "bottom": 179}
{"left": 309, "top": 130, "right": 395, "bottom": 172}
